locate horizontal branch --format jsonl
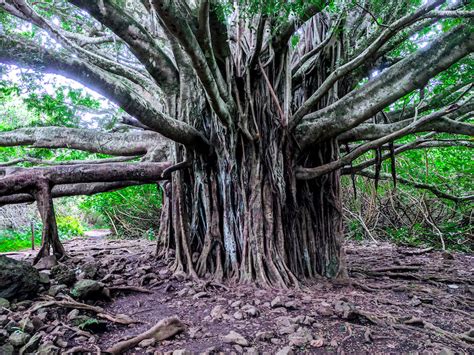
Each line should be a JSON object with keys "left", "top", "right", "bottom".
{"left": 297, "top": 23, "right": 474, "bottom": 148}
{"left": 0, "top": 162, "right": 172, "bottom": 196}
{"left": 0, "top": 127, "right": 165, "bottom": 156}
{"left": 0, "top": 155, "right": 138, "bottom": 168}
{"left": 339, "top": 101, "right": 474, "bottom": 141}
{"left": 347, "top": 169, "right": 474, "bottom": 203}
{"left": 296, "top": 106, "right": 456, "bottom": 180}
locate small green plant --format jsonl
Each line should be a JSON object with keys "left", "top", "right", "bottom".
{"left": 77, "top": 317, "right": 99, "bottom": 330}
{"left": 56, "top": 215, "right": 84, "bottom": 238}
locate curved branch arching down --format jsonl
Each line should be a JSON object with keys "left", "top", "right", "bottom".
{"left": 0, "top": 33, "right": 208, "bottom": 149}
{"left": 346, "top": 169, "right": 474, "bottom": 203}
{"left": 296, "top": 23, "right": 474, "bottom": 149}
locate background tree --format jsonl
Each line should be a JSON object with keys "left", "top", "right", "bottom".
{"left": 0, "top": 0, "right": 472, "bottom": 285}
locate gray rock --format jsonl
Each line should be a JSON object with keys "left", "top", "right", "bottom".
{"left": 256, "top": 331, "right": 274, "bottom": 341}
{"left": 8, "top": 331, "right": 30, "bottom": 347}
{"left": 276, "top": 346, "right": 294, "bottom": 355}
{"left": 210, "top": 305, "right": 226, "bottom": 319}
{"left": 242, "top": 304, "right": 259, "bottom": 317}
{"left": 38, "top": 272, "right": 50, "bottom": 285}
{"left": 80, "top": 262, "right": 99, "bottom": 279}
{"left": 71, "top": 279, "right": 107, "bottom": 300}
{"left": 288, "top": 328, "right": 313, "bottom": 347}
{"left": 233, "top": 311, "right": 244, "bottom": 320}
{"left": 0, "top": 344, "right": 14, "bottom": 355}
{"left": 0, "top": 297, "right": 10, "bottom": 309}
{"left": 19, "top": 332, "right": 42, "bottom": 355}
{"left": 37, "top": 342, "right": 60, "bottom": 355}
{"left": 139, "top": 338, "right": 156, "bottom": 347}
{"left": 0, "top": 256, "right": 41, "bottom": 300}
{"left": 34, "top": 256, "right": 57, "bottom": 270}
{"left": 317, "top": 302, "right": 334, "bottom": 317}
{"left": 67, "top": 309, "right": 80, "bottom": 321}
{"left": 48, "top": 284, "right": 67, "bottom": 297}
{"left": 50, "top": 265, "right": 76, "bottom": 286}
{"left": 222, "top": 331, "right": 249, "bottom": 346}
{"left": 271, "top": 296, "right": 284, "bottom": 308}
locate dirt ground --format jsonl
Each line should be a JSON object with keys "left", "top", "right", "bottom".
{"left": 2, "top": 236, "right": 473, "bottom": 354}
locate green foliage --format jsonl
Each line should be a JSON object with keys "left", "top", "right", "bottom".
{"left": 80, "top": 185, "right": 162, "bottom": 239}
{"left": 0, "top": 228, "right": 41, "bottom": 253}
{"left": 0, "top": 214, "right": 84, "bottom": 252}
{"left": 56, "top": 215, "right": 85, "bottom": 238}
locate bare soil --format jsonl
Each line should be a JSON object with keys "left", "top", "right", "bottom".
{"left": 2, "top": 236, "right": 473, "bottom": 354}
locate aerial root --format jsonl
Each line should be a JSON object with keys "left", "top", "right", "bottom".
{"left": 28, "top": 296, "right": 139, "bottom": 325}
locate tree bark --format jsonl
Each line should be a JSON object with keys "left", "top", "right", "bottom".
{"left": 33, "top": 180, "right": 65, "bottom": 263}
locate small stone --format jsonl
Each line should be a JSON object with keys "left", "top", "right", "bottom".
{"left": 278, "top": 325, "right": 298, "bottom": 335}
{"left": 81, "top": 262, "right": 99, "bottom": 279}
{"left": 8, "top": 331, "right": 31, "bottom": 347}
{"left": 210, "top": 305, "right": 226, "bottom": 319}
{"left": 284, "top": 301, "right": 297, "bottom": 310}
{"left": 55, "top": 337, "right": 68, "bottom": 348}
{"left": 256, "top": 331, "right": 274, "bottom": 341}
{"left": 176, "top": 288, "right": 188, "bottom": 297}
{"left": 0, "top": 344, "right": 14, "bottom": 355}
{"left": 34, "top": 256, "right": 57, "bottom": 270}
{"left": 67, "top": 309, "right": 80, "bottom": 321}
{"left": 288, "top": 328, "right": 313, "bottom": 347}
{"left": 242, "top": 304, "right": 259, "bottom": 317}
{"left": 271, "top": 338, "right": 282, "bottom": 345}
{"left": 276, "top": 346, "right": 294, "bottom": 355}
{"left": 172, "top": 349, "right": 191, "bottom": 355}
{"left": 439, "top": 348, "right": 455, "bottom": 355}
{"left": 20, "top": 333, "right": 42, "bottom": 353}
{"left": 233, "top": 311, "right": 244, "bottom": 320}
{"left": 71, "top": 279, "right": 107, "bottom": 300}
{"left": 50, "top": 265, "right": 76, "bottom": 286}
{"left": 222, "top": 331, "right": 249, "bottom": 346}
{"left": 193, "top": 292, "right": 209, "bottom": 299}
{"left": 271, "top": 296, "right": 284, "bottom": 308}
{"left": 31, "top": 317, "right": 44, "bottom": 331}
{"left": 0, "top": 315, "right": 8, "bottom": 326}
{"left": 38, "top": 272, "right": 50, "bottom": 285}
{"left": 37, "top": 342, "right": 60, "bottom": 355}
{"left": 48, "top": 284, "right": 67, "bottom": 297}
{"left": 138, "top": 338, "right": 156, "bottom": 347}
{"left": 231, "top": 300, "right": 242, "bottom": 308}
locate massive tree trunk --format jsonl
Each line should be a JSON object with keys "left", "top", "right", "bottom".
{"left": 157, "top": 36, "right": 348, "bottom": 286}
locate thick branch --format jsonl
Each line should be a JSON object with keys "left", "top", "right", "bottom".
{"left": 0, "top": 33, "right": 207, "bottom": 148}
{"left": 296, "top": 106, "right": 457, "bottom": 179}
{"left": 0, "top": 127, "right": 165, "bottom": 157}
{"left": 0, "top": 162, "right": 172, "bottom": 196}
{"left": 67, "top": 0, "right": 179, "bottom": 93}
{"left": 297, "top": 23, "right": 474, "bottom": 148}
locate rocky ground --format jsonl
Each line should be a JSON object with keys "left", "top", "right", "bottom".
{"left": 0, "top": 236, "right": 472, "bottom": 354}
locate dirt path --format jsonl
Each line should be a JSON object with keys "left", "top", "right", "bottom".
{"left": 2, "top": 237, "right": 473, "bottom": 354}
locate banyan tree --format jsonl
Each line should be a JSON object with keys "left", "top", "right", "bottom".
{"left": 0, "top": 0, "right": 472, "bottom": 286}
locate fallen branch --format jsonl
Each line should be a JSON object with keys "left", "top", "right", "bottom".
{"left": 106, "top": 316, "right": 185, "bottom": 355}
